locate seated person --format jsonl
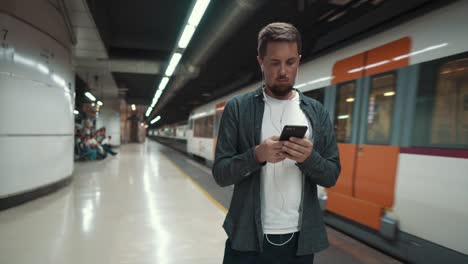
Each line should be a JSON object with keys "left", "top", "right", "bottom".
{"left": 101, "top": 136, "right": 117, "bottom": 156}
{"left": 86, "top": 136, "right": 107, "bottom": 159}
{"left": 96, "top": 128, "right": 106, "bottom": 143}
{"left": 80, "top": 135, "right": 98, "bottom": 160}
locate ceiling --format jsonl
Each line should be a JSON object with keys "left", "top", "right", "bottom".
{"left": 84, "top": 0, "right": 455, "bottom": 126}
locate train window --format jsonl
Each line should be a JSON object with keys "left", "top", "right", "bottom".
{"left": 214, "top": 111, "right": 223, "bottom": 137}
{"left": 194, "top": 115, "right": 214, "bottom": 138}
{"left": 303, "top": 88, "right": 325, "bottom": 104}
{"left": 413, "top": 56, "right": 468, "bottom": 148}
{"left": 366, "top": 73, "right": 396, "bottom": 144}
{"left": 194, "top": 118, "right": 202, "bottom": 137}
{"left": 334, "top": 82, "right": 355, "bottom": 143}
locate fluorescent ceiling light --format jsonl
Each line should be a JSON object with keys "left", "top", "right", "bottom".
{"left": 178, "top": 24, "right": 196, "bottom": 48}
{"left": 338, "top": 115, "right": 349, "bottom": 120}
{"left": 384, "top": 91, "right": 396, "bottom": 97}
{"left": 150, "top": 116, "right": 161, "bottom": 124}
{"left": 346, "top": 98, "right": 355, "bottom": 102}
{"left": 97, "top": 101, "right": 103, "bottom": 106}
{"left": 85, "top": 92, "right": 96, "bottom": 101}
{"left": 145, "top": 106, "right": 153, "bottom": 117}
{"left": 159, "top": 77, "right": 170, "bottom": 90}
{"left": 155, "top": 90, "right": 163, "bottom": 98}
{"left": 151, "top": 99, "right": 157, "bottom": 108}
{"left": 165, "top": 53, "right": 182, "bottom": 76}
{"left": 188, "top": 0, "right": 211, "bottom": 26}
{"left": 131, "top": 104, "right": 136, "bottom": 111}
{"left": 74, "top": 110, "right": 79, "bottom": 115}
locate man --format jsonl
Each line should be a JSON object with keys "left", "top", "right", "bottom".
{"left": 212, "top": 22, "right": 341, "bottom": 263}
{"left": 101, "top": 136, "right": 117, "bottom": 156}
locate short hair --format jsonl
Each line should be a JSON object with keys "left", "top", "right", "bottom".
{"left": 257, "top": 22, "right": 302, "bottom": 59}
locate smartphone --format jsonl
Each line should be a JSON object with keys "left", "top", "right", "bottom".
{"left": 279, "top": 125, "right": 308, "bottom": 141}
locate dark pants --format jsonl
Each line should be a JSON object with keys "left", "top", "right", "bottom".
{"left": 102, "top": 144, "right": 117, "bottom": 155}
{"left": 223, "top": 232, "right": 314, "bottom": 264}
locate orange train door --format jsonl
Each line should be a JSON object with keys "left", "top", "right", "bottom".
{"left": 325, "top": 38, "right": 409, "bottom": 230}
{"left": 327, "top": 72, "right": 403, "bottom": 230}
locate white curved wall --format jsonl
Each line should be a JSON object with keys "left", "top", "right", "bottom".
{"left": 0, "top": 0, "right": 71, "bottom": 48}
{"left": 0, "top": 5, "right": 74, "bottom": 198}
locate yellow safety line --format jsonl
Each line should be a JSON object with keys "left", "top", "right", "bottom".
{"left": 162, "top": 155, "right": 228, "bottom": 215}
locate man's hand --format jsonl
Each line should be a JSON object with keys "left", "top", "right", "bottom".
{"left": 255, "top": 136, "right": 285, "bottom": 163}
{"left": 282, "top": 137, "right": 313, "bottom": 163}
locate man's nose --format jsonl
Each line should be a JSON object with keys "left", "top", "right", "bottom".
{"left": 279, "top": 64, "right": 286, "bottom": 75}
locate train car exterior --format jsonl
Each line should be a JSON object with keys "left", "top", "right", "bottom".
{"left": 187, "top": 83, "right": 259, "bottom": 163}
{"left": 168, "top": 1, "right": 468, "bottom": 262}
{"left": 151, "top": 122, "right": 188, "bottom": 140}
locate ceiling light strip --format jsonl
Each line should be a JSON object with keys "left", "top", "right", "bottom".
{"left": 85, "top": 92, "right": 96, "bottom": 101}
{"left": 150, "top": 116, "right": 161, "bottom": 124}
{"left": 165, "top": 53, "right": 182, "bottom": 77}
{"left": 145, "top": 107, "right": 153, "bottom": 117}
{"left": 148, "top": 0, "right": 211, "bottom": 121}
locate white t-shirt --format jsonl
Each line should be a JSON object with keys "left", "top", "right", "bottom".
{"left": 101, "top": 138, "right": 110, "bottom": 145}
{"left": 260, "top": 90, "right": 311, "bottom": 234}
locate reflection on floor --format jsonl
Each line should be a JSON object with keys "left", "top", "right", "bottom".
{"left": 0, "top": 142, "right": 226, "bottom": 264}
{"left": 0, "top": 140, "right": 401, "bottom": 263}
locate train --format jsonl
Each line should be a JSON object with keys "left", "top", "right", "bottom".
{"left": 150, "top": 1, "right": 468, "bottom": 263}
{"left": 150, "top": 121, "right": 188, "bottom": 139}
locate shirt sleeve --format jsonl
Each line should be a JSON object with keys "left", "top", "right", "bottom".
{"left": 295, "top": 107, "right": 341, "bottom": 187}
{"left": 212, "top": 99, "right": 265, "bottom": 187}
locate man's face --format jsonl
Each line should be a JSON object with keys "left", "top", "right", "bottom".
{"left": 258, "top": 41, "right": 300, "bottom": 97}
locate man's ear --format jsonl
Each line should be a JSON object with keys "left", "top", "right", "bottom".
{"left": 257, "top": 56, "right": 263, "bottom": 72}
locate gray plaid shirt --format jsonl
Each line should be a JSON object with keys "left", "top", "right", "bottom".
{"left": 212, "top": 87, "right": 341, "bottom": 256}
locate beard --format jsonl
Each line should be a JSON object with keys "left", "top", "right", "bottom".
{"left": 268, "top": 83, "right": 294, "bottom": 97}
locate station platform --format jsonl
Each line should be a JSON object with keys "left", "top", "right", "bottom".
{"left": 0, "top": 140, "right": 401, "bottom": 264}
